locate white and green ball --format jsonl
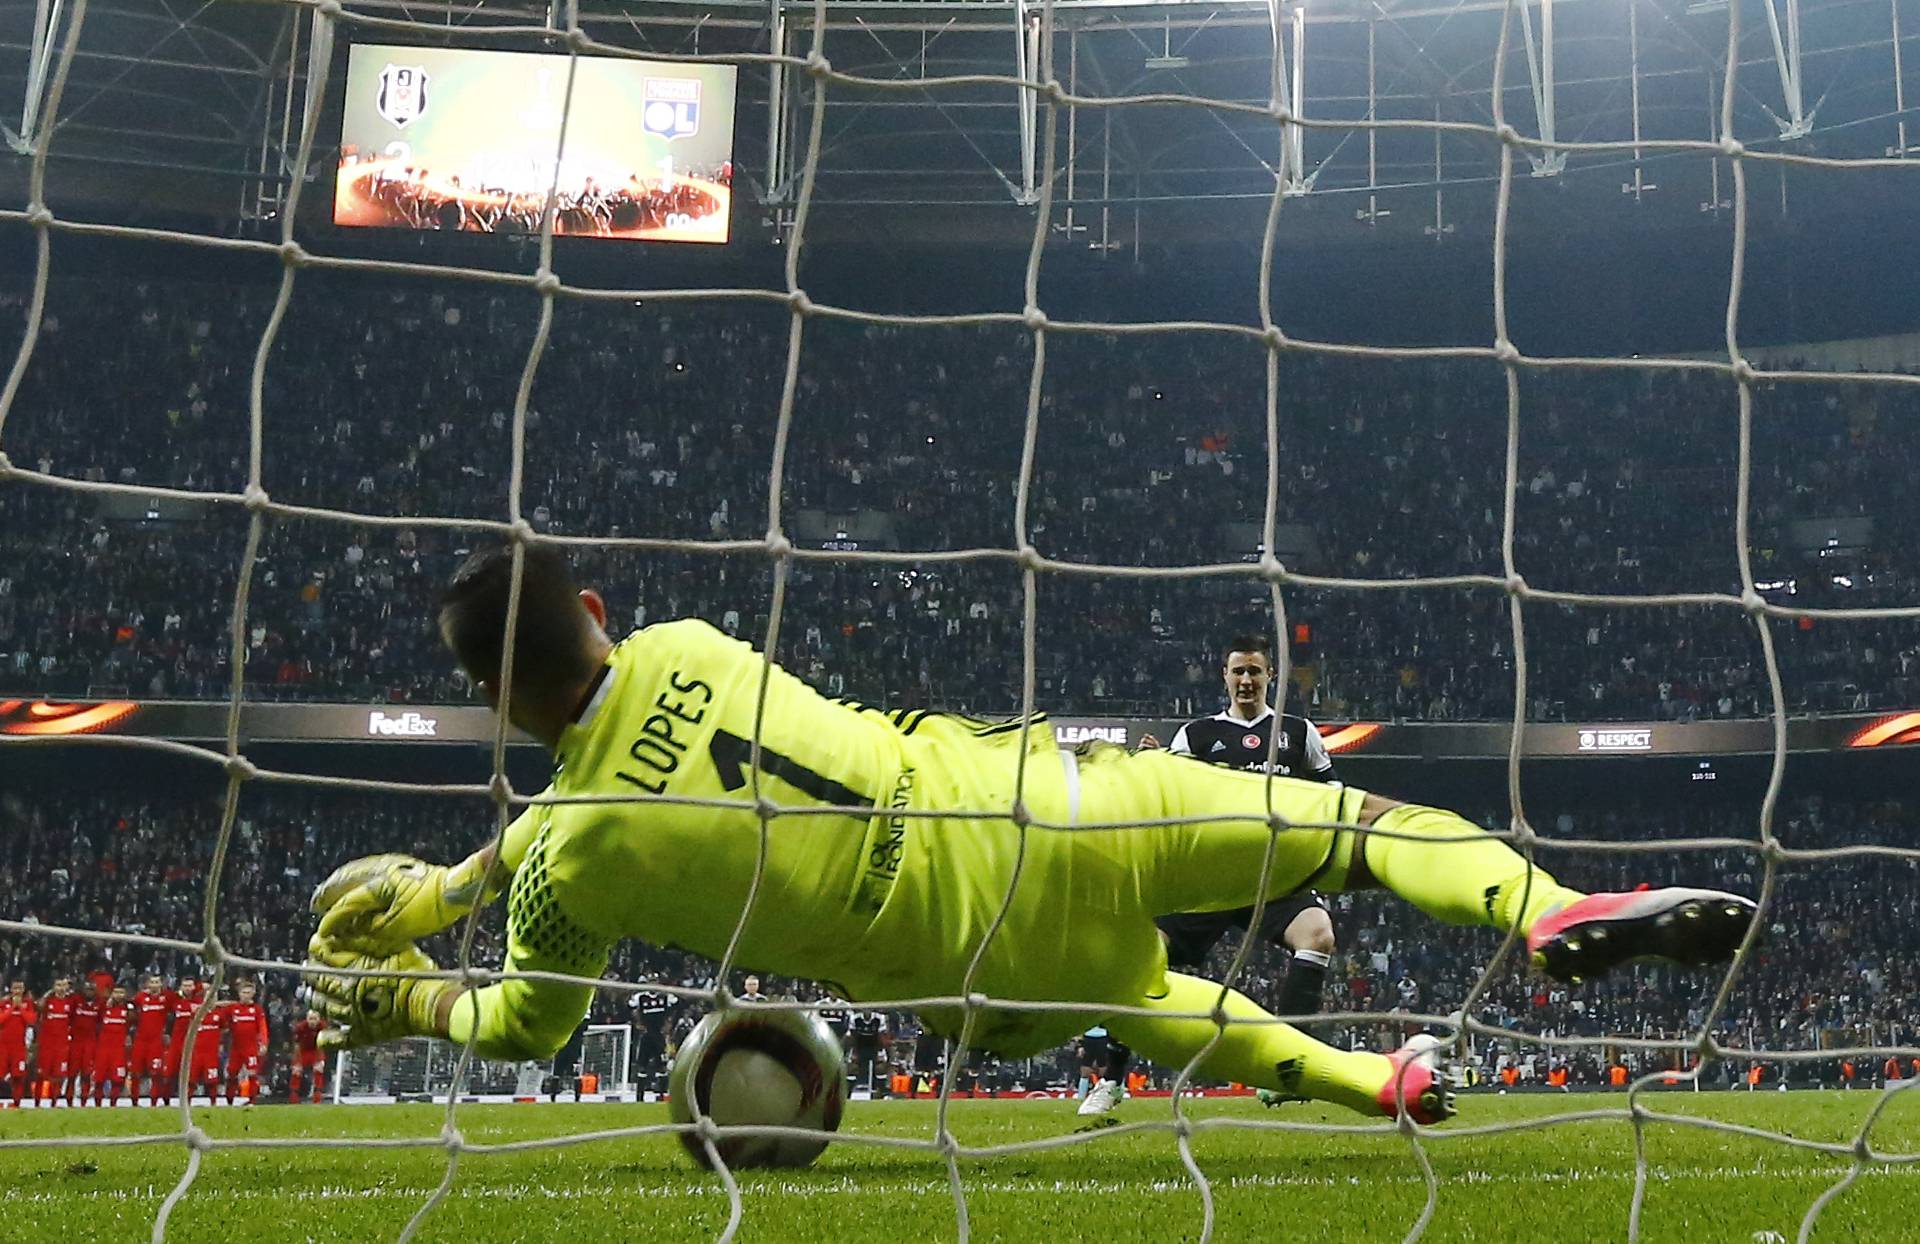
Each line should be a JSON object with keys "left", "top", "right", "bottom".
{"left": 667, "top": 1007, "right": 846, "bottom": 1170}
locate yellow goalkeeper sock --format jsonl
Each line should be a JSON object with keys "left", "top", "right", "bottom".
{"left": 1106, "top": 972, "right": 1392, "bottom": 1119}
{"left": 1356, "top": 803, "right": 1584, "bottom": 934}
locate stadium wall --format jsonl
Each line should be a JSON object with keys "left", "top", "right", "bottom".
{"left": 4, "top": 697, "right": 1917, "bottom": 760}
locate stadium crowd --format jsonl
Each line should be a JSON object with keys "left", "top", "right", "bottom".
{"left": 0, "top": 776, "right": 1909, "bottom": 1097}
{"left": 3, "top": 275, "right": 1918, "bottom": 722}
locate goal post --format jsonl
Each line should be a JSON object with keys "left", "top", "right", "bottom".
{"left": 332, "top": 1024, "right": 633, "bottom": 1102}
{"left": 580, "top": 1023, "right": 634, "bottom": 1097}
{"left": 333, "top": 1038, "right": 546, "bottom": 1103}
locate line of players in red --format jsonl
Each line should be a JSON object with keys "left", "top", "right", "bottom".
{"left": 0, "top": 972, "right": 331, "bottom": 1107}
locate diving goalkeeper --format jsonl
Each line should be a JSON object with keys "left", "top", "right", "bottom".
{"left": 304, "top": 544, "right": 1756, "bottom": 1124}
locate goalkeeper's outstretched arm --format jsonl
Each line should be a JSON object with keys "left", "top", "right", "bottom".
{"left": 308, "top": 930, "right": 605, "bottom": 1063}
{"left": 435, "top": 820, "right": 614, "bottom": 1061}
{"left": 308, "top": 799, "right": 611, "bottom": 1061}
{"left": 310, "top": 799, "right": 551, "bottom": 952}
{"left": 435, "top": 949, "right": 607, "bottom": 1063}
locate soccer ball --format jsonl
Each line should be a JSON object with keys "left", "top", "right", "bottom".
{"left": 667, "top": 1007, "right": 846, "bottom": 1170}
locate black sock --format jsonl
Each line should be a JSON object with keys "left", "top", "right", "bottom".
{"left": 1104, "top": 1040, "right": 1132, "bottom": 1084}
{"left": 1277, "top": 950, "right": 1331, "bottom": 1019}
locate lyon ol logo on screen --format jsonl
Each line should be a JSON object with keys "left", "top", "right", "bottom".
{"left": 643, "top": 78, "right": 701, "bottom": 139}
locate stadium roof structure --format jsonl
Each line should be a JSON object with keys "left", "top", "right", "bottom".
{"left": 1, "top": 0, "right": 1915, "bottom": 244}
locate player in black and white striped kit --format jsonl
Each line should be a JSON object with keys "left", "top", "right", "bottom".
{"left": 1076, "top": 632, "right": 1341, "bottom": 1118}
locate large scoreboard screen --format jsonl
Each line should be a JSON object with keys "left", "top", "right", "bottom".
{"left": 334, "top": 44, "right": 737, "bottom": 244}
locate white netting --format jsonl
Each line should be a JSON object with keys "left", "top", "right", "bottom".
{"left": 334, "top": 1036, "right": 539, "bottom": 1101}
{"left": 2, "top": 1, "right": 1920, "bottom": 1242}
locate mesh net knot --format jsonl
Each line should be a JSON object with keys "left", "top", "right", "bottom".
{"left": 1504, "top": 572, "right": 1528, "bottom": 598}
{"left": 460, "top": 965, "right": 491, "bottom": 989}
{"left": 201, "top": 934, "right": 228, "bottom": 966}
{"left": 1720, "top": 135, "right": 1747, "bottom": 158}
{"left": 1741, "top": 588, "right": 1768, "bottom": 616}
{"left": 240, "top": 484, "right": 270, "bottom": 514}
{"left": 786, "top": 289, "right": 815, "bottom": 317}
{"left": 26, "top": 205, "right": 53, "bottom": 228}
{"left": 315, "top": 0, "right": 343, "bottom": 17}
{"left": 1731, "top": 358, "right": 1758, "bottom": 386}
{"left": 565, "top": 26, "right": 593, "bottom": 53}
{"left": 1261, "top": 326, "right": 1288, "bottom": 352}
{"left": 1257, "top": 553, "right": 1287, "bottom": 584}
{"left": 223, "top": 753, "right": 258, "bottom": 782}
{"left": 277, "top": 240, "right": 308, "bottom": 268}
{"left": 441, "top": 1125, "right": 466, "bottom": 1153}
{"left": 1016, "top": 545, "right": 1043, "bottom": 573}
{"left": 1022, "top": 305, "right": 1048, "bottom": 332}
{"left": 1493, "top": 338, "right": 1521, "bottom": 365}
{"left": 1010, "top": 799, "right": 1031, "bottom": 828}
{"left": 184, "top": 1126, "right": 212, "bottom": 1152}
{"left": 507, "top": 517, "right": 537, "bottom": 544}
{"left": 804, "top": 51, "right": 832, "bottom": 79}
{"left": 1506, "top": 816, "right": 1537, "bottom": 847}
{"left": 488, "top": 771, "right": 515, "bottom": 807}
{"left": 1495, "top": 123, "right": 1522, "bottom": 147}
{"left": 532, "top": 270, "right": 563, "bottom": 297}
{"left": 764, "top": 531, "right": 794, "bottom": 559}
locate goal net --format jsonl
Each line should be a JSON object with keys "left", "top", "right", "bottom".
{"left": 335, "top": 1024, "right": 629, "bottom": 1102}
{"left": 578, "top": 1023, "right": 634, "bottom": 1098}
{"left": 332, "top": 1038, "right": 533, "bottom": 1103}
{"left": 2, "top": 0, "right": 1918, "bottom": 1239}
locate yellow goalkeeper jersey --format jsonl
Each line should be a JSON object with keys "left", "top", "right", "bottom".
{"left": 469, "top": 618, "right": 1355, "bottom": 1059}
{"left": 519, "top": 618, "right": 1071, "bottom": 1006}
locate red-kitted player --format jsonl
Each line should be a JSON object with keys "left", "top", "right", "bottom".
{"left": 0, "top": 980, "right": 35, "bottom": 1107}
{"left": 290, "top": 1010, "right": 329, "bottom": 1104}
{"left": 34, "top": 976, "right": 75, "bottom": 1106}
{"left": 69, "top": 979, "right": 103, "bottom": 1105}
{"left": 129, "top": 974, "right": 177, "bottom": 1106}
{"left": 221, "top": 980, "right": 269, "bottom": 1105}
{"left": 91, "top": 984, "right": 131, "bottom": 1106}
{"left": 185, "top": 985, "right": 226, "bottom": 1105}
{"left": 162, "top": 978, "right": 209, "bottom": 1105}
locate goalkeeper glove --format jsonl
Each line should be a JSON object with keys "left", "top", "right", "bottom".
{"left": 311, "top": 852, "right": 499, "bottom": 955}
{"left": 303, "top": 941, "right": 457, "bottom": 1051}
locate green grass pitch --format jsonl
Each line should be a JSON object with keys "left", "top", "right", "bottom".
{"left": 1, "top": 1090, "right": 1914, "bottom": 1242}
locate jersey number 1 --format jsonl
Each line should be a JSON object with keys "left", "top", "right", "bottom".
{"left": 707, "top": 729, "right": 874, "bottom": 808}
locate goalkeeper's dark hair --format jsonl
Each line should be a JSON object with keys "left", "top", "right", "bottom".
{"left": 439, "top": 542, "right": 599, "bottom": 693}
{"left": 1222, "top": 632, "right": 1273, "bottom": 664}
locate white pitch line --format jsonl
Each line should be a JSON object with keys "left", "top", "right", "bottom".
{"left": 4, "top": 1161, "right": 1917, "bottom": 1205}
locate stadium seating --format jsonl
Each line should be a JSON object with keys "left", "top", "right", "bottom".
{"left": 3, "top": 274, "right": 1916, "bottom": 721}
